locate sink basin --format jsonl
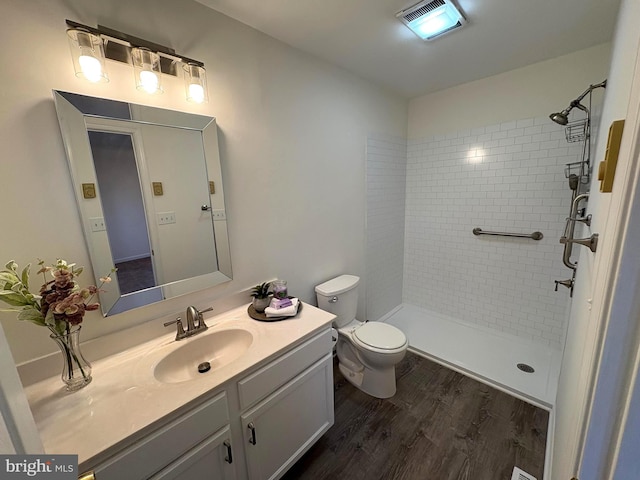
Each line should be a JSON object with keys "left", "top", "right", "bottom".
{"left": 154, "top": 329, "right": 253, "bottom": 384}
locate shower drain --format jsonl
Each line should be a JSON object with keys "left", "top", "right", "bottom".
{"left": 517, "top": 363, "right": 535, "bottom": 373}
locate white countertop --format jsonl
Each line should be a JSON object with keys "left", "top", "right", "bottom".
{"left": 24, "top": 302, "right": 334, "bottom": 466}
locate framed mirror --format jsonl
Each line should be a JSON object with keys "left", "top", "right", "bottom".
{"left": 53, "top": 90, "right": 232, "bottom": 316}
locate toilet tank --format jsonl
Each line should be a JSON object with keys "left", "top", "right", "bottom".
{"left": 315, "top": 275, "right": 359, "bottom": 328}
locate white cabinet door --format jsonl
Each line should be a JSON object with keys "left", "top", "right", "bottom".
{"left": 151, "top": 426, "right": 236, "bottom": 480}
{"left": 241, "top": 354, "right": 334, "bottom": 480}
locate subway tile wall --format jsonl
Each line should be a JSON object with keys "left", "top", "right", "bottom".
{"left": 403, "top": 117, "right": 584, "bottom": 349}
{"left": 366, "top": 134, "right": 407, "bottom": 321}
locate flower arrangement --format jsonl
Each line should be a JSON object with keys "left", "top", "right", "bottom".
{"left": 0, "top": 259, "right": 114, "bottom": 391}
{"left": 0, "top": 259, "right": 113, "bottom": 336}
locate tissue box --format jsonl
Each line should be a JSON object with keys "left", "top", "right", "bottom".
{"left": 270, "top": 297, "right": 293, "bottom": 309}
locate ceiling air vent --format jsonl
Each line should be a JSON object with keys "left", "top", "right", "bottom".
{"left": 396, "top": 0, "right": 466, "bottom": 41}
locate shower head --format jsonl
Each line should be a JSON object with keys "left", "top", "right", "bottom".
{"left": 550, "top": 110, "right": 570, "bottom": 125}
{"left": 549, "top": 80, "right": 607, "bottom": 125}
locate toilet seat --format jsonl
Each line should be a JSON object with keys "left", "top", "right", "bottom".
{"left": 352, "top": 322, "right": 407, "bottom": 354}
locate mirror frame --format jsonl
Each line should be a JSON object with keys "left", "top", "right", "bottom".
{"left": 53, "top": 90, "right": 232, "bottom": 316}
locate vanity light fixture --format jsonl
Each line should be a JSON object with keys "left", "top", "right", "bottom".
{"left": 184, "top": 63, "right": 209, "bottom": 104}
{"left": 132, "top": 47, "right": 163, "bottom": 95}
{"left": 396, "top": 0, "right": 466, "bottom": 41}
{"left": 65, "top": 20, "right": 209, "bottom": 103}
{"left": 67, "top": 28, "right": 109, "bottom": 83}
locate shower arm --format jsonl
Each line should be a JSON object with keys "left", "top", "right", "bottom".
{"left": 570, "top": 80, "right": 607, "bottom": 110}
{"left": 566, "top": 80, "right": 607, "bottom": 115}
{"left": 551, "top": 80, "right": 607, "bottom": 125}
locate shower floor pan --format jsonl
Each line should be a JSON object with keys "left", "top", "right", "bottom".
{"left": 382, "top": 304, "right": 561, "bottom": 408}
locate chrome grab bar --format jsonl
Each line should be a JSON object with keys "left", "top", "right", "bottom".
{"left": 472, "top": 228, "right": 543, "bottom": 240}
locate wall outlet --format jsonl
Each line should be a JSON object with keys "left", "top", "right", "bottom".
{"left": 89, "top": 217, "right": 106, "bottom": 232}
{"left": 157, "top": 212, "right": 176, "bottom": 225}
{"left": 211, "top": 209, "right": 226, "bottom": 220}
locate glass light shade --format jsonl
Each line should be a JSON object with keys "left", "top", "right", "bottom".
{"left": 67, "top": 29, "right": 108, "bottom": 83}
{"left": 408, "top": 3, "right": 462, "bottom": 40}
{"left": 132, "top": 47, "right": 163, "bottom": 94}
{"left": 184, "top": 63, "right": 209, "bottom": 104}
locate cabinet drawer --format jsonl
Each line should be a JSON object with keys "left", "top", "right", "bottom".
{"left": 94, "top": 391, "right": 229, "bottom": 480}
{"left": 238, "top": 328, "right": 332, "bottom": 410}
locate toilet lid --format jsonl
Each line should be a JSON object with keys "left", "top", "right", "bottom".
{"left": 353, "top": 322, "right": 406, "bottom": 350}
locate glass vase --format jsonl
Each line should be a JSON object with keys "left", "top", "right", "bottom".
{"left": 50, "top": 325, "right": 92, "bottom": 391}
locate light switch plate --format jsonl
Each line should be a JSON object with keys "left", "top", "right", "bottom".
{"left": 89, "top": 217, "right": 106, "bottom": 232}
{"left": 157, "top": 212, "right": 176, "bottom": 225}
{"left": 212, "top": 209, "right": 226, "bottom": 220}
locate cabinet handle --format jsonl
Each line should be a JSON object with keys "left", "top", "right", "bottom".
{"left": 248, "top": 422, "right": 257, "bottom": 445}
{"left": 223, "top": 440, "right": 233, "bottom": 464}
{"left": 78, "top": 472, "right": 96, "bottom": 480}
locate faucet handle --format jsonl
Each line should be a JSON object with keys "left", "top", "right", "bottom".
{"left": 163, "top": 317, "right": 186, "bottom": 340}
{"left": 195, "top": 307, "right": 213, "bottom": 329}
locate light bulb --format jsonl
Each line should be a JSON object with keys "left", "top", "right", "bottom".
{"left": 78, "top": 54, "right": 103, "bottom": 83}
{"left": 68, "top": 29, "right": 107, "bottom": 83}
{"left": 188, "top": 83, "right": 205, "bottom": 104}
{"left": 139, "top": 70, "right": 159, "bottom": 94}
{"left": 184, "top": 63, "right": 208, "bottom": 103}
{"left": 418, "top": 15, "right": 448, "bottom": 36}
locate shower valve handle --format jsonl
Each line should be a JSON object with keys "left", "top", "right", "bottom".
{"left": 555, "top": 279, "right": 574, "bottom": 292}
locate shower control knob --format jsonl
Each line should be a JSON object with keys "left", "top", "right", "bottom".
{"left": 554, "top": 279, "right": 574, "bottom": 291}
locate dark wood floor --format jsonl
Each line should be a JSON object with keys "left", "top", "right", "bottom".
{"left": 282, "top": 352, "right": 548, "bottom": 480}
{"left": 115, "top": 257, "right": 155, "bottom": 294}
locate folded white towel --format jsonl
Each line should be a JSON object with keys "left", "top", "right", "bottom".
{"left": 265, "top": 298, "right": 299, "bottom": 317}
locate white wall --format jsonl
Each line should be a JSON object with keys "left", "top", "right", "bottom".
{"left": 0, "top": 0, "right": 407, "bottom": 364}
{"left": 409, "top": 43, "right": 611, "bottom": 139}
{"left": 365, "top": 134, "right": 406, "bottom": 321}
{"left": 567, "top": 0, "right": 640, "bottom": 477}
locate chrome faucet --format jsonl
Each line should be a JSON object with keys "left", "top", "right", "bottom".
{"left": 164, "top": 306, "right": 213, "bottom": 340}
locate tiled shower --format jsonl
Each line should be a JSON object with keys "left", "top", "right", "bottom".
{"left": 366, "top": 116, "right": 585, "bottom": 399}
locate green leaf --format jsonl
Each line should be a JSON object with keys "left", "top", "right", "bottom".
{"left": 21, "top": 264, "right": 30, "bottom": 291}
{"left": 4, "top": 261, "right": 18, "bottom": 273}
{"left": 52, "top": 319, "right": 66, "bottom": 336}
{"left": 17, "top": 308, "right": 45, "bottom": 326}
{"left": 44, "top": 308, "right": 56, "bottom": 328}
{"left": 74, "top": 266, "right": 84, "bottom": 276}
{"left": 0, "top": 271, "right": 19, "bottom": 285}
{"left": 0, "top": 291, "right": 30, "bottom": 307}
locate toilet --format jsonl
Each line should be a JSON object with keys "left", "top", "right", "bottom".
{"left": 315, "top": 274, "right": 408, "bottom": 398}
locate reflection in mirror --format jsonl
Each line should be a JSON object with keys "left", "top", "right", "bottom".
{"left": 53, "top": 91, "right": 232, "bottom": 316}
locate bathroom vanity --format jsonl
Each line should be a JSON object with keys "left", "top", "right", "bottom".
{"left": 24, "top": 303, "right": 335, "bottom": 480}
